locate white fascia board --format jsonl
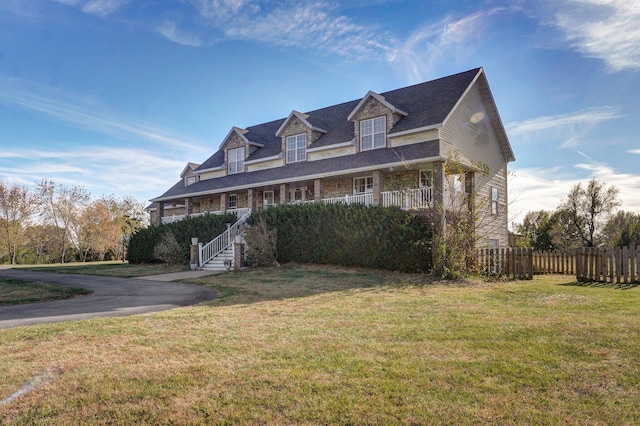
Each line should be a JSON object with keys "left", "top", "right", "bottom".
{"left": 306, "top": 139, "right": 355, "bottom": 153}
{"left": 151, "top": 156, "right": 446, "bottom": 202}
{"left": 441, "top": 68, "right": 482, "bottom": 128}
{"left": 244, "top": 153, "right": 283, "bottom": 165}
{"left": 276, "top": 111, "right": 327, "bottom": 136}
{"left": 196, "top": 164, "right": 225, "bottom": 174}
{"left": 388, "top": 124, "right": 442, "bottom": 138}
{"left": 347, "top": 91, "right": 409, "bottom": 121}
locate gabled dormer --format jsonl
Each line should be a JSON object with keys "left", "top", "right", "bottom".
{"left": 219, "top": 126, "right": 264, "bottom": 175}
{"left": 180, "top": 162, "right": 200, "bottom": 186}
{"left": 276, "top": 111, "right": 327, "bottom": 164}
{"left": 347, "top": 91, "right": 408, "bottom": 152}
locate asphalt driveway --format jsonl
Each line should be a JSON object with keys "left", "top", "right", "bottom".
{"left": 0, "top": 270, "right": 217, "bottom": 329}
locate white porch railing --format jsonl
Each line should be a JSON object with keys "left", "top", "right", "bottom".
{"left": 382, "top": 187, "right": 432, "bottom": 209}
{"left": 198, "top": 209, "right": 252, "bottom": 268}
{"left": 321, "top": 193, "right": 374, "bottom": 206}
{"left": 161, "top": 208, "right": 250, "bottom": 224}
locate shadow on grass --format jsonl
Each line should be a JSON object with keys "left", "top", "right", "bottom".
{"left": 560, "top": 281, "right": 640, "bottom": 290}
{"left": 183, "top": 263, "right": 466, "bottom": 307}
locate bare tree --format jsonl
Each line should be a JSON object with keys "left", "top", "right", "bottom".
{"left": 0, "top": 180, "right": 36, "bottom": 264}
{"left": 560, "top": 178, "right": 620, "bottom": 247}
{"left": 36, "top": 179, "right": 90, "bottom": 263}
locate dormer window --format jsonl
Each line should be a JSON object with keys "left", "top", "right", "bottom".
{"left": 186, "top": 176, "right": 196, "bottom": 186}
{"left": 286, "top": 133, "right": 307, "bottom": 163}
{"left": 228, "top": 147, "right": 245, "bottom": 174}
{"left": 360, "top": 116, "right": 386, "bottom": 151}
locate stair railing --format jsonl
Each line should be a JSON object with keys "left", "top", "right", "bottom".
{"left": 199, "top": 209, "right": 251, "bottom": 267}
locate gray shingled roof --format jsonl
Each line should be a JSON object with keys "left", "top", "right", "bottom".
{"left": 152, "top": 68, "right": 490, "bottom": 203}
{"left": 153, "top": 140, "right": 440, "bottom": 201}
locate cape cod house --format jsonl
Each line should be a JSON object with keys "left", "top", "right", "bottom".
{"left": 148, "top": 68, "right": 515, "bottom": 251}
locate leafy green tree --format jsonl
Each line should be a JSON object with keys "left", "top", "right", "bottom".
{"left": 516, "top": 210, "right": 555, "bottom": 251}
{"left": 603, "top": 211, "right": 640, "bottom": 247}
{"left": 559, "top": 178, "right": 620, "bottom": 247}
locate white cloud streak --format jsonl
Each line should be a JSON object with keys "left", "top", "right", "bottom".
{"left": 0, "top": 147, "right": 186, "bottom": 202}
{"left": 506, "top": 106, "right": 623, "bottom": 148}
{"left": 548, "top": 0, "right": 640, "bottom": 72}
{"left": 51, "top": 0, "right": 130, "bottom": 16}
{"left": 387, "top": 9, "right": 501, "bottom": 82}
{"left": 157, "top": 0, "right": 393, "bottom": 61}
{"left": 510, "top": 162, "right": 640, "bottom": 225}
{"left": 0, "top": 76, "right": 206, "bottom": 152}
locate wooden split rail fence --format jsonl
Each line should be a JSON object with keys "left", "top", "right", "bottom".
{"left": 476, "top": 246, "right": 640, "bottom": 284}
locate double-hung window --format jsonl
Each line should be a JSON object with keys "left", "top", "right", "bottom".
{"left": 286, "top": 133, "right": 307, "bottom": 163}
{"left": 228, "top": 147, "right": 245, "bottom": 174}
{"left": 353, "top": 176, "right": 374, "bottom": 194}
{"left": 360, "top": 116, "right": 386, "bottom": 151}
{"left": 228, "top": 194, "right": 238, "bottom": 210}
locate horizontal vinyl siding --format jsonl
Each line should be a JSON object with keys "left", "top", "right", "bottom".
{"left": 247, "top": 158, "right": 284, "bottom": 172}
{"left": 440, "top": 81, "right": 510, "bottom": 247}
{"left": 308, "top": 145, "right": 356, "bottom": 161}
{"left": 389, "top": 129, "right": 439, "bottom": 147}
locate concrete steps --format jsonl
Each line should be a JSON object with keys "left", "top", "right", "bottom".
{"left": 201, "top": 247, "right": 234, "bottom": 272}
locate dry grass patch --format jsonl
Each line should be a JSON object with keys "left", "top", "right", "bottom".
{"left": 1, "top": 266, "right": 639, "bottom": 424}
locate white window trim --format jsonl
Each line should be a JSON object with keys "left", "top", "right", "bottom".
{"left": 360, "top": 116, "right": 386, "bottom": 151}
{"left": 353, "top": 176, "right": 374, "bottom": 195}
{"left": 286, "top": 133, "right": 307, "bottom": 163}
{"left": 491, "top": 187, "right": 499, "bottom": 215}
{"left": 228, "top": 147, "right": 245, "bottom": 174}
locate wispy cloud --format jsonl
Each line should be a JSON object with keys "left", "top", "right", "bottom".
{"left": 157, "top": 21, "right": 203, "bottom": 47}
{"left": 51, "top": 0, "right": 130, "bottom": 17}
{"left": 0, "top": 76, "right": 206, "bottom": 152}
{"left": 506, "top": 106, "right": 623, "bottom": 148}
{"left": 510, "top": 161, "right": 640, "bottom": 223}
{"left": 387, "top": 9, "right": 502, "bottom": 82}
{"left": 156, "top": 0, "right": 392, "bottom": 61}
{"left": 0, "top": 147, "right": 186, "bottom": 201}
{"left": 549, "top": 0, "right": 640, "bottom": 72}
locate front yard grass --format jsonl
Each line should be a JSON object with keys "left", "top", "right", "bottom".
{"left": 0, "top": 278, "right": 91, "bottom": 306}
{"left": 14, "top": 261, "right": 189, "bottom": 277}
{"left": 1, "top": 265, "right": 639, "bottom": 424}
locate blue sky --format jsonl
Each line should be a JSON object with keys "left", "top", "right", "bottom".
{"left": 1, "top": 0, "right": 639, "bottom": 227}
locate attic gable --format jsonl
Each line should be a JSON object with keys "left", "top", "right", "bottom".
{"left": 347, "top": 91, "right": 408, "bottom": 122}
{"left": 219, "top": 126, "right": 264, "bottom": 150}
{"left": 276, "top": 110, "right": 327, "bottom": 137}
{"left": 180, "top": 162, "right": 200, "bottom": 178}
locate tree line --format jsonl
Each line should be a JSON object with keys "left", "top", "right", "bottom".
{"left": 0, "top": 179, "right": 147, "bottom": 265}
{"left": 514, "top": 178, "right": 639, "bottom": 250}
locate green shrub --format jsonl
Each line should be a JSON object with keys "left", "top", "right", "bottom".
{"left": 128, "top": 213, "right": 237, "bottom": 264}
{"left": 248, "top": 203, "right": 432, "bottom": 272}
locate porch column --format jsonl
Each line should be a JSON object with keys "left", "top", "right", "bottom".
{"left": 432, "top": 161, "right": 446, "bottom": 233}
{"left": 314, "top": 179, "right": 323, "bottom": 201}
{"left": 247, "top": 188, "right": 257, "bottom": 211}
{"left": 185, "top": 197, "right": 193, "bottom": 216}
{"left": 156, "top": 203, "right": 165, "bottom": 225}
{"left": 372, "top": 170, "right": 382, "bottom": 206}
{"left": 279, "top": 183, "right": 289, "bottom": 204}
{"left": 220, "top": 193, "right": 227, "bottom": 213}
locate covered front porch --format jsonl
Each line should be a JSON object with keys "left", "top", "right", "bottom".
{"left": 152, "top": 162, "right": 470, "bottom": 225}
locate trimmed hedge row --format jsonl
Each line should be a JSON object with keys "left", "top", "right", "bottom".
{"left": 127, "top": 213, "right": 237, "bottom": 264}
{"left": 248, "top": 203, "right": 432, "bottom": 272}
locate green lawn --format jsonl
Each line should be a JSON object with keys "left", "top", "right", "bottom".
{"left": 1, "top": 265, "right": 639, "bottom": 424}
